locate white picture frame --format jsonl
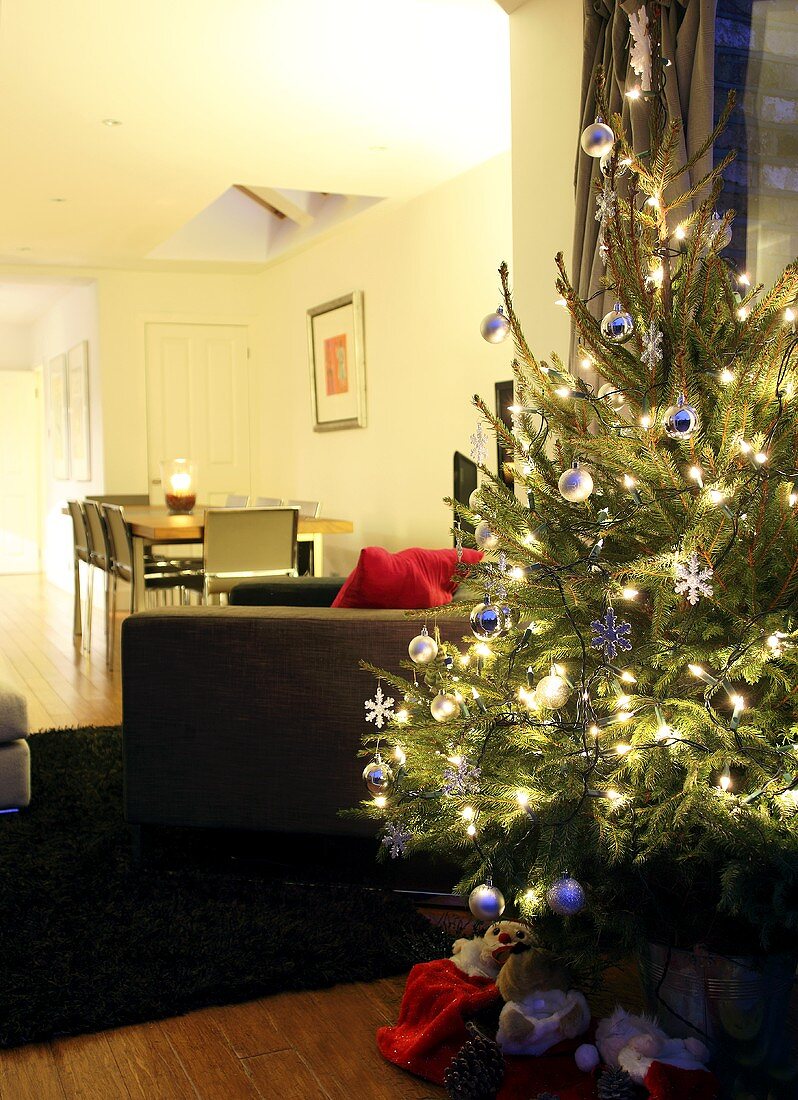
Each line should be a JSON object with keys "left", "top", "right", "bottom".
{"left": 67, "top": 342, "right": 91, "bottom": 481}
{"left": 48, "top": 354, "right": 70, "bottom": 480}
{"left": 307, "top": 291, "right": 366, "bottom": 431}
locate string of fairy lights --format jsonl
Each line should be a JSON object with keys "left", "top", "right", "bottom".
{"left": 359, "top": 48, "right": 798, "bottom": 924}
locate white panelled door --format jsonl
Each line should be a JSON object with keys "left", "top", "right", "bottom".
{"left": 145, "top": 324, "right": 251, "bottom": 505}
{"left": 0, "top": 371, "right": 40, "bottom": 574}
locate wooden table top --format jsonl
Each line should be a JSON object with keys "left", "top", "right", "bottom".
{"left": 121, "top": 506, "right": 353, "bottom": 541}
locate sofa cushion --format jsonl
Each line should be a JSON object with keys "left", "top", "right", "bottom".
{"left": 0, "top": 682, "right": 28, "bottom": 744}
{"left": 332, "top": 546, "right": 482, "bottom": 610}
{"left": 0, "top": 739, "right": 30, "bottom": 809}
{"left": 229, "top": 577, "right": 345, "bottom": 607}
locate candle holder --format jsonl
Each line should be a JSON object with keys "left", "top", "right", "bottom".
{"left": 161, "top": 458, "right": 197, "bottom": 514}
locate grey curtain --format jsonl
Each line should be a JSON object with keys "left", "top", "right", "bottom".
{"left": 573, "top": 0, "right": 717, "bottom": 320}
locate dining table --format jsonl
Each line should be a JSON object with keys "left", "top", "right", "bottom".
{"left": 66, "top": 504, "right": 354, "bottom": 612}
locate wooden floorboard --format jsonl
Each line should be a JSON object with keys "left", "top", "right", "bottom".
{"left": 0, "top": 575, "right": 442, "bottom": 1099}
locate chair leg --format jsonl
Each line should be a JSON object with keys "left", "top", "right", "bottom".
{"left": 73, "top": 556, "right": 82, "bottom": 638}
{"left": 83, "top": 566, "right": 94, "bottom": 654}
{"left": 107, "top": 572, "right": 117, "bottom": 670}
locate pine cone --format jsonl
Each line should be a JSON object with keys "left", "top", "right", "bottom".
{"left": 596, "top": 1065, "right": 639, "bottom": 1100}
{"left": 443, "top": 1022, "right": 505, "bottom": 1100}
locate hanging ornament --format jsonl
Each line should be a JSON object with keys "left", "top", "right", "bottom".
{"left": 597, "top": 382, "right": 625, "bottom": 411}
{"left": 590, "top": 606, "right": 632, "bottom": 661}
{"left": 408, "top": 626, "right": 438, "bottom": 665}
{"left": 628, "top": 5, "right": 652, "bottom": 91}
{"left": 381, "top": 821, "right": 411, "bottom": 859}
{"left": 480, "top": 306, "right": 511, "bottom": 344}
{"left": 702, "top": 211, "right": 733, "bottom": 254}
{"left": 430, "top": 692, "right": 461, "bottom": 723}
{"left": 474, "top": 519, "right": 500, "bottom": 550}
{"left": 501, "top": 604, "right": 520, "bottom": 631}
{"left": 580, "top": 117, "right": 615, "bottom": 158}
{"left": 468, "top": 883, "right": 506, "bottom": 921}
{"left": 535, "top": 673, "right": 571, "bottom": 710}
{"left": 674, "top": 551, "right": 714, "bottom": 606}
{"left": 640, "top": 320, "right": 664, "bottom": 370}
{"left": 558, "top": 463, "right": 594, "bottom": 503}
{"left": 443, "top": 756, "right": 481, "bottom": 795}
{"left": 470, "top": 601, "right": 504, "bottom": 640}
{"left": 469, "top": 421, "right": 488, "bottom": 465}
{"left": 601, "top": 301, "right": 635, "bottom": 344}
{"left": 663, "top": 394, "right": 699, "bottom": 440}
{"left": 364, "top": 683, "right": 395, "bottom": 730}
{"left": 363, "top": 756, "right": 393, "bottom": 797}
{"left": 546, "top": 873, "right": 586, "bottom": 916}
{"left": 600, "top": 147, "right": 629, "bottom": 179}
{"left": 468, "top": 486, "right": 483, "bottom": 512}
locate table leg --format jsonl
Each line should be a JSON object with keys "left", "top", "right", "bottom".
{"left": 312, "top": 533, "right": 323, "bottom": 576}
{"left": 131, "top": 535, "right": 147, "bottom": 612}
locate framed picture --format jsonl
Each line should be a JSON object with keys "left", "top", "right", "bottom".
{"left": 307, "top": 291, "right": 366, "bottom": 431}
{"left": 67, "top": 341, "right": 91, "bottom": 481}
{"left": 48, "top": 354, "right": 70, "bottom": 480}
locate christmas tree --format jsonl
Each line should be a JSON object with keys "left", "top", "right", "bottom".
{"left": 360, "top": 56, "right": 798, "bottom": 975}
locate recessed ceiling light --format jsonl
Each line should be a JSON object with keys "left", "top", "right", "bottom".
{"left": 18, "top": 246, "right": 31, "bottom": 252}
{"left": 102, "top": 118, "right": 122, "bottom": 127}
{"left": 51, "top": 197, "right": 66, "bottom": 203}
{"left": 369, "top": 145, "right": 388, "bottom": 152}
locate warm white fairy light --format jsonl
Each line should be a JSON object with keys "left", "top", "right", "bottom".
{"left": 510, "top": 566, "right": 525, "bottom": 581}
{"left": 646, "top": 194, "right": 660, "bottom": 209}
{"left": 708, "top": 488, "right": 725, "bottom": 505}
{"left": 394, "top": 746, "right": 407, "bottom": 766}
{"left": 648, "top": 263, "right": 665, "bottom": 288}
{"left": 626, "top": 86, "right": 642, "bottom": 100}
{"left": 394, "top": 709, "right": 409, "bottom": 724}
{"left": 523, "top": 532, "right": 538, "bottom": 547}
{"left": 689, "top": 466, "right": 704, "bottom": 487}
{"left": 738, "top": 272, "right": 751, "bottom": 287}
{"left": 518, "top": 686, "right": 537, "bottom": 710}
{"left": 606, "top": 788, "right": 623, "bottom": 802}
{"left": 616, "top": 741, "right": 632, "bottom": 754}
{"left": 374, "top": 795, "right": 387, "bottom": 809}
{"left": 621, "top": 587, "right": 639, "bottom": 600}
{"left": 616, "top": 694, "right": 632, "bottom": 709}
{"left": 718, "top": 773, "right": 732, "bottom": 792}
{"left": 640, "top": 413, "right": 652, "bottom": 429}
{"left": 555, "top": 386, "right": 571, "bottom": 398}
{"left": 516, "top": 790, "right": 529, "bottom": 808}
{"left": 738, "top": 438, "right": 752, "bottom": 455}
{"left": 674, "top": 224, "right": 686, "bottom": 240}
{"left": 655, "top": 722, "right": 672, "bottom": 741}
{"left": 720, "top": 368, "right": 734, "bottom": 384}
{"left": 623, "top": 474, "right": 636, "bottom": 490}
{"left": 786, "top": 307, "right": 796, "bottom": 323}
{"left": 754, "top": 451, "right": 768, "bottom": 465}
{"left": 461, "top": 806, "right": 475, "bottom": 822}
{"left": 615, "top": 711, "right": 633, "bottom": 724}
{"left": 619, "top": 670, "right": 637, "bottom": 684}
{"left": 588, "top": 724, "right": 601, "bottom": 738}
{"left": 731, "top": 694, "right": 745, "bottom": 718}
{"left": 737, "top": 306, "right": 748, "bottom": 321}
{"left": 460, "top": 653, "right": 471, "bottom": 667}
{"left": 555, "top": 298, "right": 568, "bottom": 308}
{"left": 580, "top": 356, "right": 593, "bottom": 370}
{"left": 474, "top": 642, "right": 492, "bottom": 658}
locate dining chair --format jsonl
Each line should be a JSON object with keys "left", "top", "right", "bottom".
{"left": 66, "top": 500, "right": 91, "bottom": 643}
{"left": 202, "top": 507, "right": 299, "bottom": 603}
{"left": 102, "top": 504, "right": 203, "bottom": 668}
{"left": 285, "top": 499, "right": 322, "bottom": 517}
{"left": 83, "top": 500, "right": 113, "bottom": 659}
{"left": 253, "top": 496, "right": 281, "bottom": 507}
{"left": 224, "top": 493, "right": 250, "bottom": 508}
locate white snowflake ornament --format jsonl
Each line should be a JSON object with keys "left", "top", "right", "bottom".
{"left": 365, "top": 684, "right": 395, "bottom": 729}
{"left": 628, "top": 5, "right": 652, "bottom": 91}
{"left": 470, "top": 422, "right": 488, "bottom": 466}
{"left": 675, "top": 552, "right": 714, "bottom": 606}
{"left": 641, "top": 321, "right": 663, "bottom": 369}
{"left": 382, "top": 822, "right": 411, "bottom": 859}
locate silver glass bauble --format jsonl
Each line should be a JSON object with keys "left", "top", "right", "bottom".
{"left": 580, "top": 118, "right": 615, "bottom": 158}
{"left": 597, "top": 381, "right": 625, "bottom": 411}
{"left": 430, "top": 692, "right": 461, "bottom": 723}
{"left": 600, "top": 301, "right": 635, "bottom": 344}
{"left": 474, "top": 519, "right": 500, "bottom": 550}
{"left": 468, "top": 487, "right": 483, "bottom": 512}
{"left": 470, "top": 601, "right": 504, "bottom": 640}
{"left": 363, "top": 758, "right": 393, "bottom": 797}
{"left": 535, "top": 673, "right": 571, "bottom": 710}
{"left": 546, "top": 873, "right": 586, "bottom": 916}
{"left": 408, "top": 630, "right": 438, "bottom": 665}
{"left": 468, "top": 883, "right": 506, "bottom": 921}
{"left": 558, "top": 464, "right": 594, "bottom": 503}
{"left": 663, "top": 395, "right": 699, "bottom": 441}
{"left": 502, "top": 605, "right": 520, "bottom": 631}
{"left": 600, "top": 147, "right": 628, "bottom": 178}
{"left": 480, "top": 307, "right": 511, "bottom": 344}
{"left": 701, "top": 211, "right": 733, "bottom": 254}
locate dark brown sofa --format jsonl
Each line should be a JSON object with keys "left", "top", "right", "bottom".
{"left": 122, "top": 606, "right": 469, "bottom": 839}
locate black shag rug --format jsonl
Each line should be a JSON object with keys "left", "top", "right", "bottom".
{"left": 0, "top": 727, "right": 447, "bottom": 1048}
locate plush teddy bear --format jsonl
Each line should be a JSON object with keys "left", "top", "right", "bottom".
{"left": 575, "top": 1007, "right": 711, "bottom": 1083}
{"left": 450, "top": 920, "right": 532, "bottom": 979}
{"left": 495, "top": 946, "right": 591, "bottom": 1056}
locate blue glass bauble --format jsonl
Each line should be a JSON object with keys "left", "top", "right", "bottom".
{"left": 363, "top": 758, "right": 393, "bottom": 796}
{"left": 546, "top": 874, "right": 586, "bottom": 916}
{"left": 601, "top": 301, "right": 634, "bottom": 344}
{"left": 470, "top": 601, "right": 504, "bottom": 640}
{"left": 468, "top": 883, "right": 506, "bottom": 921}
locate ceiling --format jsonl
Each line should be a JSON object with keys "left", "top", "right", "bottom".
{"left": 0, "top": 0, "right": 510, "bottom": 269}
{"left": 0, "top": 280, "right": 83, "bottom": 325}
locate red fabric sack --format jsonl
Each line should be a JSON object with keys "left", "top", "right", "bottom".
{"left": 332, "top": 546, "right": 482, "bottom": 609}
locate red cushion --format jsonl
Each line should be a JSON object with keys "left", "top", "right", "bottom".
{"left": 332, "top": 546, "right": 483, "bottom": 609}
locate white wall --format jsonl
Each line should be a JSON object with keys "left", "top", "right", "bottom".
{"left": 31, "top": 283, "right": 102, "bottom": 586}
{"left": 253, "top": 153, "right": 513, "bottom": 574}
{"left": 509, "top": 0, "right": 582, "bottom": 354}
{"left": 0, "top": 323, "right": 32, "bottom": 370}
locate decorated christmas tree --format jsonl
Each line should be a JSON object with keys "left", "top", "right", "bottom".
{"left": 359, "top": 55, "right": 798, "bottom": 976}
